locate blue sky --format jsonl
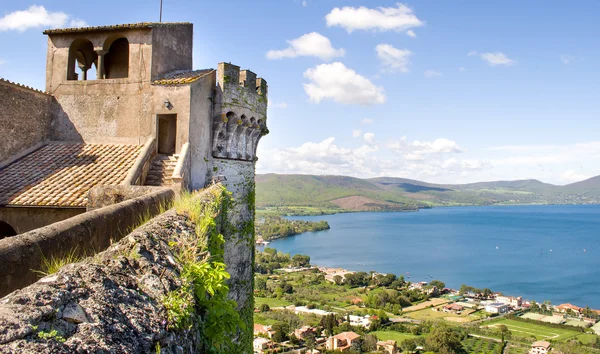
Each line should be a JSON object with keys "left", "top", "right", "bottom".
{"left": 1, "top": 1, "right": 599, "bottom": 184}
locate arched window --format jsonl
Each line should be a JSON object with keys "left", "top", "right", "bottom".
{"left": 0, "top": 221, "right": 17, "bottom": 240}
{"left": 67, "top": 39, "right": 97, "bottom": 81}
{"left": 104, "top": 37, "right": 129, "bottom": 79}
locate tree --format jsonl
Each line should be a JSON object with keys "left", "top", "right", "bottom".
{"left": 292, "top": 254, "right": 310, "bottom": 267}
{"left": 425, "top": 324, "right": 466, "bottom": 354}
{"left": 272, "top": 322, "right": 289, "bottom": 343}
{"left": 362, "top": 334, "right": 377, "bottom": 352}
{"left": 400, "top": 338, "right": 418, "bottom": 352}
{"left": 496, "top": 324, "right": 510, "bottom": 341}
{"left": 256, "top": 277, "right": 267, "bottom": 291}
{"left": 305, "top": 333, "right": 317, "bottom": 351}
{"left": 259, "top": 304, "right": 270, "bottom": 312}
{"left": 333, "top": 275, "right": 343, "bottom": 285}
{"left": 429, "top": 280, "right": 446, "bottom": 290}
{"left": 482, "top": 288, "right": 493, "bottom": 298}
{"left": 289, "top": 334, "right": 300, "bottom": 345}
{"left": 320, "top": 314, "right": 337, "bottom": 337}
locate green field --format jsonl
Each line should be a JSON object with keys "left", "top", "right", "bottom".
{"left": 371, "top": 330, "right": 422, "bottom": 343}
{"left": 404, "top": 306, "right": 484, "bottom": 323}
{"left": 486, "top": 318, "right": 582, "bottom": 341}
{"left": 576, "top": 333, "right": 600, "bottom": 344}
{"left": 255, "top": 297, "right": 293, "bottom": 308}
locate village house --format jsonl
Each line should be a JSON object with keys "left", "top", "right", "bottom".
{"left": 529, "top": 340, "right": 551, "bottom": 354}
{"left": 294, "top": 326, "right": 318, "bottom": 340}
{"left": 555, "top": 303, "right": 582, "bottom": 315}
{"left": 376, "top": 339, "right": 398, "bottom": 354}
{"left": 326, "top": 331, "right": 361, "bottom": 352}
{"left": 254, "top": 324, "right": 275, "bottom": 339}
{"left": 253, "top": 337, "right": 274, "bottom": 353}
{"left": 443, "top": 303, "right": 465, "bottom": 314}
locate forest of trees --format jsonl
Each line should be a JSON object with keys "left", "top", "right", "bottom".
{"left": 256, "top": 215, "right": 330, "bottom": 241}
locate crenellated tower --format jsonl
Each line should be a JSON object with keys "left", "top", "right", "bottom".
{"left": 208, "top": 62, "right": 269, "bottom": 352}
{"left": 212, "top": 62, "right": 268, "bottom": 161}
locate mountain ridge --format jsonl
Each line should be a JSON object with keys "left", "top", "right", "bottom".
{"left": 256, "top": 173, "right": 600, "bottom": 214}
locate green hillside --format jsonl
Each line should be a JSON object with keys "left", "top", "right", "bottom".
{"left": 256, "top": 173, "right": 600, "bottom": 214}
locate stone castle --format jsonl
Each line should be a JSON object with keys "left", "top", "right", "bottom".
{"left": 0, "top": 22, "right": 267, "bottom": 353}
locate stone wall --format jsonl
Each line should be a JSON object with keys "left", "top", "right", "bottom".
{"left": 151, "top": 24, "right": 193, "bottom": 80}
{"left": 0, "top": 207, "right": 84, "bottom": 235}
{"left": 0, "top": 80, "right": 56, "bottom": 163}
{"left": 0, "top": 184, "right": 228, "bottom": 353}
{"left": 0, "top": 187, "right": 174, "bottom": 297}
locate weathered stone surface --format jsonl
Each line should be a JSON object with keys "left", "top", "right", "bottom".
{"left": 0, "top": 210, "right": 203, "bottom": 354}
{"left": 62, "top": 303, "right": 88, "bottom": 324}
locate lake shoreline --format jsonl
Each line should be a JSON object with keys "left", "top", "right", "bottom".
{"left": 266, "top": 204, "right": 600, "bottom": 309}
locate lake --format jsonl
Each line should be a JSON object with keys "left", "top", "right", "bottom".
{"left": 264, "top": 205, "right": 600, "bottom": 308}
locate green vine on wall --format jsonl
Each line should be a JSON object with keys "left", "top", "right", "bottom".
{"left": 164, "top": 186, "right": 245, "bottom": 353}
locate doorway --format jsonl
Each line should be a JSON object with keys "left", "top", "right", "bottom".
{"left": 157, "top": 114, "right": 177, "bottom": 154}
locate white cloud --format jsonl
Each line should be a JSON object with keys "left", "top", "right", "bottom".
{"left": 0, "top": 59, "right": 5, "bottom": 65}
{"left": 361, "top": 118, "right": 374, "bottom": 124}
{"left": 268, "top": 101, "right": 288, "bottom": 109}
{"left": 560, "top": 170, "right": 590, "bottom": 183}
{"left": 325, "top": 3, "right": 424, "bottom": 34}
{"left": 467, "top": 51, "right": 478, "bottom": 56}
{"left": 303, "top": 62, "right": 386, "bottom": 105}
{"left": 302, "top": 1, "right": 307, "bottom": 7}
{"left": 0, "top": 5, "right": 86, "bottom": 32}
{"left": 387, "top": 137, "right": 465, "bottom": 161}
{"left": 364, "top": 132, "right": 375, "bottom": 144}
{"left": 256, "top": 136, "right": 488, "bottom": 181}
{"left": 459, "top": 67, "right": 466, "bottom": 72}
{"left": 406, "top": 30, "right": 416, "bottom": 38}
{"left": 266, "top": 32, "right": 345, "bottom": 61}
{"left": 560, "top": 55, "right": 575, "bottom": 64}
{"left": 376, "top": 44, "right": 412, "bottom": 73}
{"left": 480, "top": 52, "right": 516, "bottom": 66}
{"left": 424, "top": 70, "right": 442, "bottom": 78}
{"left": 352, "top": 129, "right": 362, "bottom": 138}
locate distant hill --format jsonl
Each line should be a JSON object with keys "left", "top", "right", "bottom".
{"left": 255, "top": 173, "right": 600, "bottom": 214}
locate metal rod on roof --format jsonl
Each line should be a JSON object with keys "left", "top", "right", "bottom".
{"left": 160, "top": 0, "right": 163, "bottom": 22}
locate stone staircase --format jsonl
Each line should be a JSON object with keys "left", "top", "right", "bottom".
{"left": 144, "top": 154, "right": 178, "bottom": 186}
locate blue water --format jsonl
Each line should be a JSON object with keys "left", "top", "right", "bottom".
{"left": 265, "top": 205, "right": 600, "bottom": 308}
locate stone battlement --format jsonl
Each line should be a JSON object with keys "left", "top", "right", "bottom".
{"left": 213, "top": 63, "right": 269, "bottom": 161}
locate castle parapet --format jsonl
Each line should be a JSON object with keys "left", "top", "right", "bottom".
{"left": 213, "top": 62, "right": 268, "bottom": 161}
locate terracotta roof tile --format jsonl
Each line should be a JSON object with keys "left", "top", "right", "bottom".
{"left": 0, "top": 143, "right": 142, "bottom": 207}
{"left": 152, "top": 69, "right": 214, "bottom": 86}
{"left": 43, "top": 22, "right": 191, "bottom": 35}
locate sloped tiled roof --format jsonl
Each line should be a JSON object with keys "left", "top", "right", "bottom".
{"left": 152, "top": 69, "right": 214, "bottom": 86}
{"left": 43, "top": 22, "right": 191, "bottom": 35}
{"left": 0, "top": 143, "right": 142, "bottom": 207}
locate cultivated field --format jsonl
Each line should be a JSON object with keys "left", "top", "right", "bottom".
{"left": 462, "top": 337, "right": 503, "bottom": 354}
{"left": 402, "top": 298, "right": 448, "bottom": 312}
{"left": 371, "top": 331, "right": 422, "bottom": 343}
{"left": 486, "top": 319, "right": 581, "bottom": 341}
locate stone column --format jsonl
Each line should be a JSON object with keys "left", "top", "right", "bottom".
{"left": 77, "top": 63, "right": 89, "bottom": 81}
{"left": 95, "top": 49, "right": 108, "bottom": 79}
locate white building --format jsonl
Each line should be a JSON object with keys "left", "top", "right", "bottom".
{"left": 496, "top": 295, "right": 523, "bottom": 308}
{"left": 485, "top": 302, "right": 510, "bottom": 314}
{"left": 253, "top": 337, "right": 273, "bottom": 353}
